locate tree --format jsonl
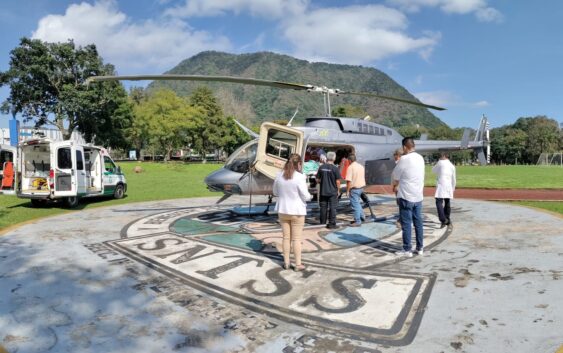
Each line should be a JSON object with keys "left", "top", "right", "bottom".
{"left": 489, "top": 116, "right": 559, "bottom": 164}
{"left": 136, "top": 89, "right": 204, "bottom": 161}
{"left": 126, "top": 88, "right": 151, "bottom": 160}
{"left": 189, "top": 86, "right": 249, "bottom": 159}
{"left": 0, "top": 37, "right": 132, "bottom": 146}
{"left": 522, "top": 116, "right": 560, "bottom": 162}
{"left": 397, "top": 125, "right": 427, "bottom": 139}
{"left": 490, "top": 127, "right": 527, "bottom": 164}
{"left": 332, "top": 104, "right": 368, "bottom": 118}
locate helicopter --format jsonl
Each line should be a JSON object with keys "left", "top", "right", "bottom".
{"left": 86, "top": 74, "right": 490, "bottom": 202}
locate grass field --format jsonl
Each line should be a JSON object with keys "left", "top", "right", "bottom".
{"left": 425, "top": 165, "right": 563, "bottom": 189}
{"left": 1, "top": 163, "right": 561, "bottom": 231}
{"left": 0, "top": 162, "right": 221, "bottom": 230}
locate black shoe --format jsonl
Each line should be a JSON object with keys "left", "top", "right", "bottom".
{"left": 326, "top": 224, "right": 338, "bottom": 229}
{"left": 440, "top": 223, "right": 446, "bottom": 229}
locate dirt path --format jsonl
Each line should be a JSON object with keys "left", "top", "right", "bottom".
{"left": 365, "top": 185, "right": 563, "bottom": 201}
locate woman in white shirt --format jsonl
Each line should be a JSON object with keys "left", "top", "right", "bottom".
{"left": 273, "top": 153, "right": 312, "bottom": 271}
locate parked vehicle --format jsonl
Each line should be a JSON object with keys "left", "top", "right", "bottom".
{"left": 0, "top": 144, "right": 17, "bottom": 195}
{"left": 0, "top": 139, "right": 126, "bottom": 207}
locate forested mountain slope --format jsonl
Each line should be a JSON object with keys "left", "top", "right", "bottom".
{"left": 149, "top": 51, "right": 446, "bottom": 129}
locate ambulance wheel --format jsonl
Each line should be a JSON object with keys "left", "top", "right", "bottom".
{"left": 113, "top": 184, "right": 125, "bottom": 199}
{"left": 65, "top": 196, "right": 80, "bottom": 208}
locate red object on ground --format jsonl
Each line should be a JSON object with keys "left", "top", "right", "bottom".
{"left": 1, "top": 162, "right": 14, "bottom": 189}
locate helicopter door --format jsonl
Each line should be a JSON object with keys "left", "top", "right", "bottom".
{"left": 255, "top": 122, "right": 304, "bottom": 179}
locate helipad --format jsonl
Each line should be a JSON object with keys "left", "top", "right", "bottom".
{"left": 0, "top": 196, "right": 561, "bottom": 352}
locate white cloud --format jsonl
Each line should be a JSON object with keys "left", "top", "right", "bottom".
{"left": 415, "top": 90, "right": 490, "bottom": 108}
{"left": 473, "top": 100, "right": 490, "bottom": 107}
{"left": 282, "top": 5, "right": 441, "bottom": 65}
{"left": 240, "top": 32, "right": 267, "bottom": 51}
{"left": 32, "top": 0, "right": 232, "bottom": 73}
{"left": 165, "top": 0, "right": 308, "bottom": 18}
{"left": 475, "top": 7, "right": 503, "bottom": 23}
{"left": 414, "top": 90, "right": 456, "bottom": 108}
{"left": 415, "top": 75, "right": 424, "bottom": 85}
{"left": 387, "top": 0, "right": 503, "bottom": 22}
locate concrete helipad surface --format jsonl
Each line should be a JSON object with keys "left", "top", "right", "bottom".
{"left": 0, "top": 196, "right": 562, "bottom": 353}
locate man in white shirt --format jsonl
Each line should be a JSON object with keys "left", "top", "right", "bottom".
{"left": 432, "top": 152, "right": 456, "bottom": 228}
{"left": 392, "top": 137, "right": 425, "bottom": 257}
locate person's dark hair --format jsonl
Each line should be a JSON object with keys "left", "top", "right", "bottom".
{"left": 283, "top": 153, "right": 302, "bottom": 180}
{"left": 348, "top": 153, "right": 357, "bottom": 163}
{"left": 440, "top": 152, "right": 449, "bottom": 159}
{"left": 402, "top": 137, "right": 415, "bottom": 149}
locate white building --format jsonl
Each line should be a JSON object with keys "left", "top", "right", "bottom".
{"left": 0, "top": 127, "right": 84, "bottom": 145}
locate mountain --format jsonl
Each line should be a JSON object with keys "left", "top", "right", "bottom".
{"left": 148, "top": 51, "right": 446, "bottom": 129}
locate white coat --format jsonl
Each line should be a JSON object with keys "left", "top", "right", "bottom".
{"left": 432, "top": 159, "right": 456, "bottom": 199}
{"left": 273, "top": 171, "right": 312, "bottom": 215}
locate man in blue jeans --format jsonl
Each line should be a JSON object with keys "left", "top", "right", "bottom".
{"left": 345, "top": 153, "right": 366, "bottom": 226}
{"left": 392, "top": 137, "right": 425, "bottom": 257}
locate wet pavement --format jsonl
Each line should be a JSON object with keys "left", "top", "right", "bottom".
{"left": 0, "top": 196, "right": 562, "bottom": 353}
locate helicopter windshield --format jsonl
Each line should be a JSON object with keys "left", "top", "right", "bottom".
{"left": 224, "top": 140, "right": 258, "bottom": 173}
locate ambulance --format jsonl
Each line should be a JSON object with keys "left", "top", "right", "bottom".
{"left": 0, "top": 144, "right": 17, "bottom": 195}
{"left": 2, "top": 138, "right": 127, "bottom": 207}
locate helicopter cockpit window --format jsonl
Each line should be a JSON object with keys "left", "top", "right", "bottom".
{"left": 225, "top": 140, "right": 258, "bottom": 173}
{"left": 265, "top": 129, "right": 297, "bottom": 160}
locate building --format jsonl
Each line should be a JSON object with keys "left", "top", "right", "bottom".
{"left": 0, "top": 127, "right": 84, "bottom": 145}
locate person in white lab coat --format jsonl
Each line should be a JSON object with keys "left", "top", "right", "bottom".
{"left": 432, "top": 153, "right": 456, "bottom": 228}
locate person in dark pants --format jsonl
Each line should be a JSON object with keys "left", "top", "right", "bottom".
{"left": 316, "top": 151, "right": 342, "bottom": 229}
{"left": 432, "top": 152, "right": 456, "bottom": 228}
{"left": 392, "top": 137, "right": 425, "bottom": 257}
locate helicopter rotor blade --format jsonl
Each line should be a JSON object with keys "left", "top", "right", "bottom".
{"left": 338, "top": 90, "right": 446, "bottom": 111}
{"left": 85, "top": 74, "right": 311, "bottom": 91}
{"left": 85, "top": 74, "right": 445, "bottom": 111}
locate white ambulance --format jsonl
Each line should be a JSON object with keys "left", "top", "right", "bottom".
{"left": 8, "top": 138, "right": 127, "bottom": 207}
{"left": 0, "top": 144, "right": 17, "bottom": 195}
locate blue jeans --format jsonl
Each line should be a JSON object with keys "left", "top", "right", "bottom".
{"left": 398, "top": 198, "right": 423, "bottom": 251}
{"left": 349, "top": 188, "right": 364, "bottom": 224}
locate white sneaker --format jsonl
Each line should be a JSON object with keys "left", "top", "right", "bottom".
{"left": 395, "top": 250, "right": 413, "bottom": 258}
{"left": 414, "top": 248, "right": 424, "bottom": 256}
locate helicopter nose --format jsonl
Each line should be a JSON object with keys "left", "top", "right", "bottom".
{"left": 204, "top": 168, "right": 244, "bottom": 193}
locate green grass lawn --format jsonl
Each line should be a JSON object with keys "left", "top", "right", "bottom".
{"left": 0, "top": 162, "right": 221, "bottom": 231}
{"left": 426, "top": 165, "right": 563, "bottom": 189}
{"left": 1, "top": 163, "right": 561, "bottom": 231}
{"left": 508, "top": 201, "right": 563, "bottom": 215}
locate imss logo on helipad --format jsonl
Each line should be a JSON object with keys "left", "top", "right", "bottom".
{"left": 102, "top": 205, "right": 445, "bottom": 345}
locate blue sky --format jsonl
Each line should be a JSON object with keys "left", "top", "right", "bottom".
{"left": 1, "top": 0, "right": 562, "bottom": 130}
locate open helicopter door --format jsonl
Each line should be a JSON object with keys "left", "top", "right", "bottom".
{"left": 255, "top": 122, "right": 305, "bottom": 179}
